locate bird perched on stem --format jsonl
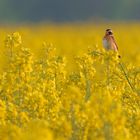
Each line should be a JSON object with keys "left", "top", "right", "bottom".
{"left": 103, "top": 29, "right": 121, "bottom": 58}
{"left": 103, "top": 29, "right": 135, "bottom": 92}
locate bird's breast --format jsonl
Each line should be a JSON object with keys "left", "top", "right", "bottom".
{"left": 103, "top": 39, "right": 110, "bottom": 50}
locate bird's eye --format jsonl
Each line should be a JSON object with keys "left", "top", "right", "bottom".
{"left": 108, "top": 31, "right": 112, "bottom": 35}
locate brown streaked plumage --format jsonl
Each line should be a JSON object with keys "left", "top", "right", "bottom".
{"left": 103, "top": 29, "right": 118, "bottom": 51}
{"left": 103, "top": 29, "right": 121, "bottom": 58}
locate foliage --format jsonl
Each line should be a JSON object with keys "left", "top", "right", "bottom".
{"left": 0, "top": 25, "right": 140, "bottom": 140}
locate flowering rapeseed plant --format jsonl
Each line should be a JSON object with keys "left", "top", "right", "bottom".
{"left": 0, "top": 24, "right": 140, "bottom": 140}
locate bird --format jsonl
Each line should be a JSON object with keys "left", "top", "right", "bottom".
{"left": 103, "top": 29, "right": 121, "bottom": 58}
{"left": 103, "top": 29, "right": 135, "bottom": 91}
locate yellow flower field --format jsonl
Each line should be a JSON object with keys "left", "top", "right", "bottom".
{"left": 0, "top": 23, "right": 140, "bottom": 140}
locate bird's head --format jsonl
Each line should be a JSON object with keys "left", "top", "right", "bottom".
{"left": 105, "top": 29, "right": 113, "bottom": 35}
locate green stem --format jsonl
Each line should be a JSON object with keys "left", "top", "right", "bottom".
{"left": 84, "top": 68, "right": 91, "bottom": 102}
{"left": 106, "top": 60, "right": 110, "bottom": 86}
{"left": 119, "top": 62, "right": 134, "bottom": 92}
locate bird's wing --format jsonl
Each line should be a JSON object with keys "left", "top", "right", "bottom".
{"left": 110, "top": 35, "right": 118, "bottom": 51}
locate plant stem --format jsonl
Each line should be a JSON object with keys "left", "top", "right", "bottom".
{"left": 119, "top": 62, "right": 134, "bottom": 92}
{"left": 106, "top": 60, "right": 110, "bottom": 86}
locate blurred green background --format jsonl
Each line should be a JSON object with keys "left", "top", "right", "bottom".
{"left": 0, "top": 0, "right": 140, "bottom": 23}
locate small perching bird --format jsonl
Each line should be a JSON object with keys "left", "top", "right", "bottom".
{"left": 103, "top": 29, "right": 121, "bottom": 58}
{"left": 103, "top": 29, "right": 135, "bottom": 91}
